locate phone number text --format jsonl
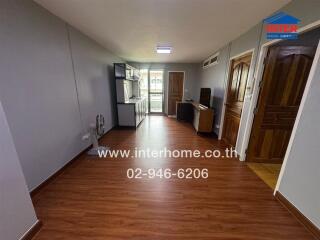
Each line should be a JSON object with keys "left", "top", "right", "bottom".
{"left": 127, "top": 168, "right": 208, "bottom": 179}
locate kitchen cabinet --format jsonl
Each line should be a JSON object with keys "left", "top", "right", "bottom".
{"left": 117, "top": 98, "right": 147, "bottom": 127}
{"left": 177, "top": 101, "right": 214, "bottom": 133}
{"left": 114, "top": 63, "right": 140, "bottom": 81}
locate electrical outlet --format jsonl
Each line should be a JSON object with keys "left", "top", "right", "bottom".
{"left": 82, "top": 133, "right": 90, "bottom": 141}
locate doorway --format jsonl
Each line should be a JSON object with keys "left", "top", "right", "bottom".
{"left": 140, "top": 69, "right": 164, "bottom": 114}
{"left": 221, "top": 53, "right": 252, "bottom": 147}
{"left": 246, "top": 27, "right": 320, "bottom": 189}
{"left": 149, "top": 70, "right": 164, "bottom": 113}
{"left": 140, "top": 69, "right": 149, "bottom": 113}
{"left": 168, "top": 72, "right": 184, "bottom": 116}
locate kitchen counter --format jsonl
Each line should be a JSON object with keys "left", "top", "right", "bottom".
{"left": 117, "top": 97, "right": 147, "bottom": 127}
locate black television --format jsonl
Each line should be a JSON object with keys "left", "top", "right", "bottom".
{"left": 199, "top": 88, "right": 211, "bottom": 107}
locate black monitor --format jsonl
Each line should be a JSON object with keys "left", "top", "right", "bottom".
{"left": 199, "top": 88, "right": 211, "bottom": 107}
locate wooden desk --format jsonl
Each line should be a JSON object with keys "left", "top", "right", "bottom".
{"left": 177, "top": 101, "right": 214, "bottom": 133}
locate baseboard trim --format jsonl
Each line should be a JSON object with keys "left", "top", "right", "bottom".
{"left": 275, "top": 191, "right": 320, "bottom": 239}
{"left": 30, "top": 146, "right": 88, "bottom": 198}
{"left": 20, "top": 220, "right": 42, "bottom": 240}
{"left": 30, "top": 127, "right": 114, "bottom": 198}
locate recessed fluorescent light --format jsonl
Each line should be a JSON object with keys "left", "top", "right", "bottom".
{"left": 156, "top": 46, "right": 172, "bottom": 54}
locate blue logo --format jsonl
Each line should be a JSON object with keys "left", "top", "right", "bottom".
{"left": 264, "top": 12, "right": 300, "bottom": 40}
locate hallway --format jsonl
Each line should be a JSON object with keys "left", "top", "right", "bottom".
{"left": 32, "top": 116, "right": 315, "bottom": 239}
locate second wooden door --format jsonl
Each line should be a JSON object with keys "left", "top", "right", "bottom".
{"left": 246, "top": 46, "right": 316, "bottom": 163}
{"left": 222, "top": 54, "right": 252, "bottom": 147}
{"left": 168, "top": 72, "right": 184, "bottom": 115}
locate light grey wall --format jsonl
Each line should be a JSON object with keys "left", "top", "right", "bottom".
{"left": 199, "top": 45, "right": 231, "bottom": 135}
{"left": 0, "top": 0, "right": 122, "bottom": 190}
{"left": 68, "top": 27, "right": 120, "bottom": 134}
{"left": 278, "top": 44, "right": 320, "bottom": 228}
{"left": 0, "top": 0, "right": 82, "bottom": 190}
{"left": 129, "top": 62, "right": 200, "bottom": 114}
{"left": 0, "top": 100, "right": 37, "bottom": 240}
{"left": 229, "top": 23, "right": 263, "bottom": 59}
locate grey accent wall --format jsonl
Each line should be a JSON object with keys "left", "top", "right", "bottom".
{"left": 129, "top": 63, "right": 200, "bottom": 114}
{"left": 0, "top": 100, "right": 37, "bottom": 240}
{"left": 278, "top": 45, "right": 320, "bottom": 228}
{"left": 0, "top": 0, "right": 122, "bottom": 190}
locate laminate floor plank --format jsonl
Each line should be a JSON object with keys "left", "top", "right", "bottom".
{"left": 33, "top": 116, "right": 315, "bottom": 240}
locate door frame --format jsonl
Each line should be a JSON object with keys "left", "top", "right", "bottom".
{"left": 240, "top": 20, "right": 320, "bottom": 162}
{"left": 167, "top": 71, "right": 185, "bottom": 117}
{"left": 148, "top": 69, "right": 165, "bottom": 114}
{"left": 233, "top": 20, "right": 320, "bottom": 194}
{"left": 274, "top": 40, "right": 320, "bottom": 194}
{"left": 219, "top": 49, "right": 255, "bottom": 151}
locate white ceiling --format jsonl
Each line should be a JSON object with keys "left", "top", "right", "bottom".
{"left": 34, "top": 0, "right": 291, "bottom": 63}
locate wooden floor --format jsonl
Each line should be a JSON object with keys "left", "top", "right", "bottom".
{"left": 247, "top": 163, "right": 282, "bottom": 189}
{"left": 32, "top": 116, "right": 315, "bottom": 240}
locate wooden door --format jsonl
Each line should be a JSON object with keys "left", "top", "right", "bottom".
{"left": 222, "top": 54, "right": 252, "bottom": 147}
{"left": 246, "top": 46, "right": 315, "bottom": 163}
{"left": 168, "top": 72, "right": 184, "bottom": 115}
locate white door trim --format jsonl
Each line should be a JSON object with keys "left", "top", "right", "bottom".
{"left": 230, "top": 48, "right": 256, "bottom": 61}
{"left": 167, "top": 71, "right": 185, "bottom": 117}
{"left": 238, "top": 46, "right": 269, "bottom": 160}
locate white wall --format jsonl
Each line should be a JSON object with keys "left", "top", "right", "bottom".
{"left": 0, "top": 0, "right": 122, "bottom": 191}
{"left": 0, "top": 100, "right": 38, "bottom": 240}
{"left": 277, "top": 42, "right": 320, "bottom": 229}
